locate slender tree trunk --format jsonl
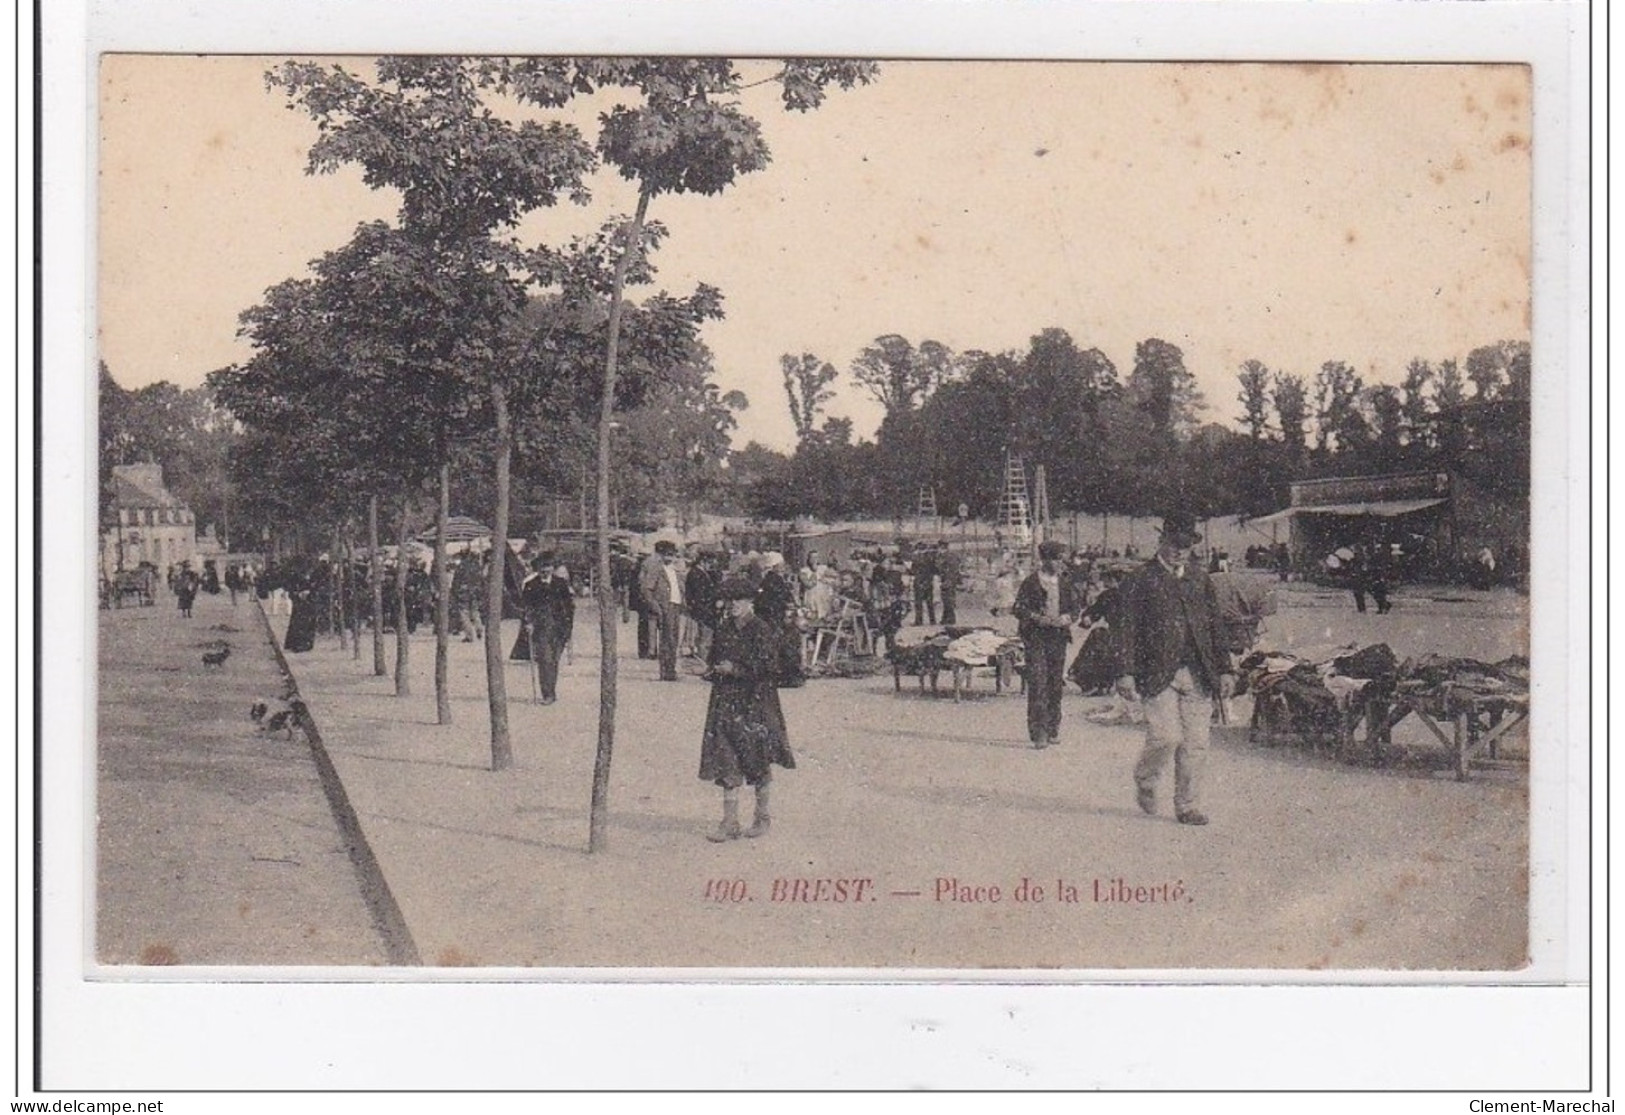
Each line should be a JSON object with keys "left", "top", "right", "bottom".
{"left": 434, "top": 460, "right": 452, "bottom": 726}
{"left": 332, "top": 529, "right": 348, "bottom": 651}
{"left": 484, "top": 381, "right": 514, "bottom": 770}
{"left": 370, "top": 495, "right": 387, "bottom": 676}
{"left": 394, "top": 502, "right": 412, "bottom": 698}
{"left": 347, "top": 535, "right": 361, "bottom": 661}
{"left": 589, "top": 185, "right": 652, "bottom": 853}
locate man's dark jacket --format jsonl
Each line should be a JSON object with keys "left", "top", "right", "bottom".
{"left": 1115, "top": 558, "right": 1231, "bottom": 698}
{"left": 1012, "top": 570, "right": 1086, "bottom": 645}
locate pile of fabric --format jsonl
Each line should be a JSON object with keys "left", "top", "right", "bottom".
{"left": 1401, "top": 653, "right": 1528, "bottom": 695}
{"left": 889, "top": 626, "right": 1023, "bottom": 677}
{"left": 1240, "top": 644, "right": 1529, "bottom": 751}
{"left": 1390, "top": 653, "right": 1530, "bottom": 717}
{"left": 1239, "top": 643, "right": 1401, "bottom": 744}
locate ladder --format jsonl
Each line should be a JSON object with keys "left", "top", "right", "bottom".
{"left": 998, "top": 451, "right": 1033, "bottom": 550}
{"left": 916, "top": 485, "right": 938, "bottom": 524}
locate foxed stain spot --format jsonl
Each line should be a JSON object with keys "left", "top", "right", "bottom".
{"left": 1464, "top": 96, "right": 1490, "bottom": 121}
{"left": 237, "top": 901, "right": 250, "bottom": 919}
{"left": 1259, "top": 100, "right": 1294, "bottom": 129}
{"left": 438, "top": 946, "right": 478, "bottom": 967}
{"left": 915, "top": 234, "right": 933, "bottom": 251}
{"left": 140, "top": 943, "right": 179, "bottom": 965}
{"left": 1497, "top": 133, "right": 1530, "bottom": 154}
{"left": 1451, "top": 154, "right": 1469, "bottom": 174}
{"left": 1188, "top": 134, "right": 1203, "bottom": 150}
{"left": 1352, "top": 919, "right": 1368, "bottom": 938}
{"left": 1430, "top": 169, "right": 1446, "bottom": 186}
{"left": 205, "top": 131, "right": 228, "bottom": 151}
{"left": 1344, "top": 229, "right": 1358, "bottom": 245}
{"left": 1496, "top": 86, "right": 1525, "bottom": 112}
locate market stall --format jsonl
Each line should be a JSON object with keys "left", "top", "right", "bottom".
{"left": 1239, "top": 645, "right": 1529, "bottom": 780}
{"left": 889, "top": 627, "right": 1024, "bottom": 702}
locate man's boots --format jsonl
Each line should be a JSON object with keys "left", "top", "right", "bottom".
{"left": 707, "top": 790, "right": 742, "bottom": 842}
{"left": 745, "top": 784, "right": 771, "bottom": 839}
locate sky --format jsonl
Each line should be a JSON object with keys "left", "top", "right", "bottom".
{"left": 98, "top": 57, "right": 1532, "bottom": 451}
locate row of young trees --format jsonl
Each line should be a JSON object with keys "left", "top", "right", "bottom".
{"left": 201, "top": 56, "right": 876, "bottom": 851}
{"left": 742, "top": 332, "right": 1530, "bottom": 525}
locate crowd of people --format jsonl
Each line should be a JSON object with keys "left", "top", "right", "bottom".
{"left": 146, "top": 517, "right": 1524, "bottom": 843}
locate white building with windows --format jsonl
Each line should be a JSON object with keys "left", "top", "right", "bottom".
{"left": 101, "top": 463, "right": 197, "bottom": 577}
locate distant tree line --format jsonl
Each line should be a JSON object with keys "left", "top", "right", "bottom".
{"left": 734, "top": 333, "right": 1530, "bottom": 526}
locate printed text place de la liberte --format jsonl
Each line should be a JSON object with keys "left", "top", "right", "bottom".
{"left": 702, "top": 877, "right": 1194, "bottom": 905}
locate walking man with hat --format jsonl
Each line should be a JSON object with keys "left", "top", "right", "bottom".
{"left": 1013, "top": 539, "right": 1084, "bottom": 749}
{"left": 1114, "top": 511, "right": 1234, "bottom": 826}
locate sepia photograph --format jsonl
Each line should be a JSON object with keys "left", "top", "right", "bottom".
{"left": 90, "top": 52, "right": 1542, "bottom": 975}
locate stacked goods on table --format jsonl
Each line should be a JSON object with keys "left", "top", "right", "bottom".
{"left": 1239, "top": 645, "right": 1530, "bottom": 770}
{"left": 1238, "top": 643, "right": 1402, "bottom": 751}
{"left": 1395, "top": 653, "right": 1529, "bottom": 708}
{"left": 889, "top": 626, "right": 1025, "bottom": 697}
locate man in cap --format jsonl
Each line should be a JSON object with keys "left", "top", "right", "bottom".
{"left": 936, "top": 542, "right": 962, "bottom": 625}
{"left": 634, "top": 545, "right": 664, "bottom": 659}
{"left": 642, "top": 540, "right": 685, "bottom": 681}
{"left": 910, "top": 542, "right": 938, "bottom": 626}
{"left": 1012, "top": 539, "right": 1084, "bottom": 748}
{"left": 1114, "top": 511, "right": 1234, "bottom": 826}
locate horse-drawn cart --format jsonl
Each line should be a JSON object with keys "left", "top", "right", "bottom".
{"left": 106, "top": 567, "right": 157, "bottom": 608}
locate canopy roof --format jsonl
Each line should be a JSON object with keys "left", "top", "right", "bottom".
{"left": 1250, "top": 498, "right": 1447, "bottom": 527}
{"left": 417, "top": 516, "right": 492, "bottom": 543}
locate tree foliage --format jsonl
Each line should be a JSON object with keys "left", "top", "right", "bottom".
{"left": 100, "top": 364, "right": 240, "bottom": 539}
{"left": 780, "top": 353, "right": 839, "bottom": 444}
{"left": 1237, "top": 359, "right": 1272, "bottom": 440}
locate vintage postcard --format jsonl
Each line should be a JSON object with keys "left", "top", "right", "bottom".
{"left": 40, "top": 0, "right": 1592, "bottom": 1094}
{"left": 93, "top": 53, "right": 1538, "bottom": 972}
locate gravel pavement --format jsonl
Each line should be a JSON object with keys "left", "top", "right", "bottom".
{"left": 96, "top": 587, "right": 392, "bottom": 966}
{"left": 270, "top": 577, "right": 1529, "bottom": 971}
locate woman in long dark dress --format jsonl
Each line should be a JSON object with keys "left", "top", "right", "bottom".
{"left": 282, "top": 563, "right": 321, "bottom": 653}
{"left": 699, "top": 579, "right": 794, "bottom": 842}
{"left": 175, "top": 568, "right": 199, "bottom": 619}
{"left": 1069, "top": 571, "right": 1125, "bottom": 695}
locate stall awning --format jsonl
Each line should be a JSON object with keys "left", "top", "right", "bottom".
{"left": 1250, "top": 498, "right": 1447, "bottom": 527}
{"left": 417, "top": 516, "right": 493, "bottom": 543}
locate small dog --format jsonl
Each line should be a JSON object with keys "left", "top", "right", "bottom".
{"left": 253, "top": 698, "right": 307, "bottom": 739}
{"left": 202, "top": 645, "right": 231, "bottom": 669}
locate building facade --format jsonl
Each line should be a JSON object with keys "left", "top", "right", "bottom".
{"left": 101, "top": 463, "right": 197, "bottom": 578}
